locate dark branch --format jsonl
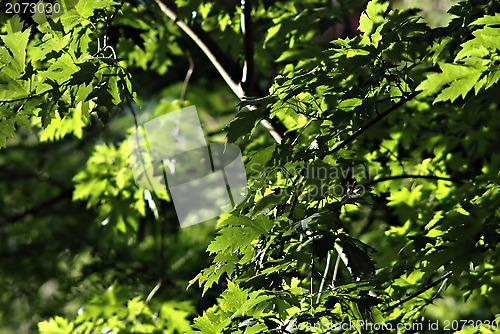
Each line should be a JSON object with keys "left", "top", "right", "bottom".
{"left": 320, "top": 92, "right": 419, "bottom": 159}
{"left": 362, "top": 174, "right": 464, "bottom": 188}
{"left": 383, "top": 272, "right": 452, "bottom": 312}
{"left": 241, "top": 0, "right": 255, "bottom": 93}
{"left": 103, "top": 0, "right": 125, "bottom": 47}
{"left": 1, "top": 189, "right": 72, "bottom": 228}
{"left": 0, "top": 92, "right": 46, "bottom": 104}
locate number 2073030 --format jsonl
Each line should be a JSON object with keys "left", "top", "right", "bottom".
{"left": 4, "top": 2, "right": 61, "bottom": 15}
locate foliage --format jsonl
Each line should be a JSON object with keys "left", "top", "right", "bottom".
{"left": 1, "top": 0, "right": 500, "bottom": 333}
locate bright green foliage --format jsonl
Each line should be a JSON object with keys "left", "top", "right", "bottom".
{"left": 418, "top": 11, "right": 500, "bottom": 102}
{"left": 38, "top": 285, "right": 195, "bottom": 334}
{"left": 1, "top": 0, "right": 500, "bottom": 333}
{"left": 191, "top": 0, "right": 500, "bottom": 332}
{"left": 72, "top": 141, "right": 146, "bottom": 233}
{"left": 0, "top": 0, "right": 130, "bottom": 148}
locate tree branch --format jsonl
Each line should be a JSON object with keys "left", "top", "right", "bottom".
{"left": 241, "top": 0, "right": 255, "bottom": 92}
{"left": 0, "top": 92, "right": 46, "bottom": 104}
{"left": 334, "top": 242, "right": 353, "bottom": 279}
{"left": 155, "top": 0, "right": 242, "bottom": 96}
{"left": 316, "top": 251, "right": 331, "bottom": 304}
{"left": 362, "top": 174, "right": 464, "bottom": 188}
{"left": 320, "top": 92, "right": 419, "bottom": 159}
{"left": 330, "top": 254, "right": 341, "bottom": 288}
{"left": 103, "top": 0, "right": 125, "bottom": 47}
{"left": 180, "top": 49, "right": 194, "bottom": 104}
{"left": 1, "top": 189, "right": 72, "bottom": 228}
{"left": 154, "top": 0, "right": 283, "bottom": 144}
{"left": 383, "top": 272, "right": 452, "bottom": 312}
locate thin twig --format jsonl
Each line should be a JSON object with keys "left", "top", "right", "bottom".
{"left": 362, "top": 174, "right": 463, "bottom": 188}
{"left": 379, "top": 142, "right": 406, "bottom": 173}
{"left": 383, "top": 272, "right": 452, "bottom": 312}
{"left": 277, "top": 163, "right": 309, "bottom": 257}
{"left": 180, "top": 49, "right": 194, "bottom": 105}
{"left": 0, "top": 92, "right": 47, "bottom": 104}
{"left": 103, "top": 0, "right": 125, "bottom": 47}
{"left": 125, "top": 90, "right": 139, "bottom": 128}
{"left": 136, "top": 280, "right": 162, "bottom": 320}
{"left": 310, "top": 244, "right": 315, "bottom": 301}
{"left": 124, "top": 82, "right": 168, "bottom": 300}
{"left": 431, "top": 276, "right": 449, "bottom": 301}
{"left": 159, "top": 214, "right": 167, "bottom": 283}
{"left": 331, "top": 254, "right": 341, "bottom": 289}
{"left": 316, "top": 252, "right": 331, "bottom": 304}
{"left": 124, "top": 92, "right": 158, "bottom": 193}
{"left": 286, "top": 163, "right": 309, "bottom": 219}
{"left": 145, "top": 281, "right": 162, "bottom": 306}
{"left": 334, "top": 242, "right": 352, "bottom": 279}
{"left": 320, "top": 92, "right": 419, "bottom": 159}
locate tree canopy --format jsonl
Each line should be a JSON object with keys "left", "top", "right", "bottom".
{"left": 1, "top": 0, "right": 500, "bottom": 333}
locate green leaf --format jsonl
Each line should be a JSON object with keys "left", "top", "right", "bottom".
{"left": 108, "top": 76, "right": 122, "bottom": 105}
{"left": 0, "top": 118, "right": 16, "bottom": 148}
{"left": 38, "top": 316, "right": 74, "bottom": 334}
{"left": 247, "top": 215, "right": 274, "bottom": 234}
{"left": 6, "top": 15, "right": 24, "bottom": 34}
{"left": 358, "top": 11, "right": 374, "bottom": 36}
{"left": 471, "top": 13, "right": 500, "bottom": 26}
{"left": 337, "top": 235, "right": 375, "bottom": 279}
{"left": 60, "top": 0, "right": 117, "bottom": 30}
{"left": 193, "top": 310, "right": 231, "bottom": 334}
{"left": 365, "top": 1, "right": 389, "bottom": 24}
{"left": 226, "top": 108, "right": 265, "bottom": 142}
{"left": 207, "top": 224, "right": 261, "bottom": 255}
{"left": 417, "top": 63, "right": 479, "bottom": 96}
{"left": 359, "top": 0, "right": 389, "bottom": 36}
{"left": 40, "top": 53, "right": 79, "bottom": 85}
{"left": 338, "top": 98, "right": 363, "bottom": 111}
{"left": 246, "top": 146, "right": 275, "bottom": 174}
{"left": 434, "top": 69, "right": 482, "bottom": 103}
{"left": 0, "top": 27, "right": 31, "bottom": 72}
{"left": 264, "top": 23, "right": 282, "bottom": 47}
{"left": 471, "top": 27, "right": 500, "bottom": 51}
